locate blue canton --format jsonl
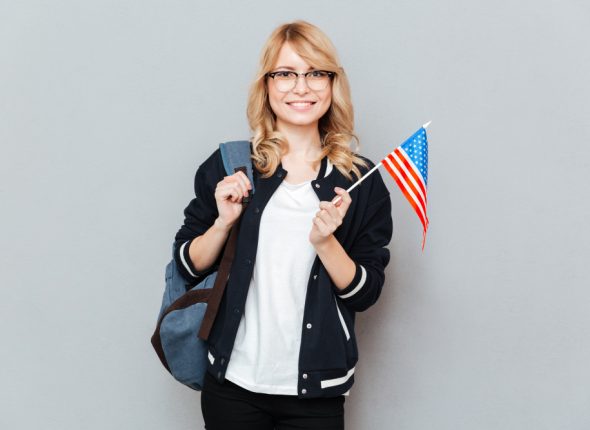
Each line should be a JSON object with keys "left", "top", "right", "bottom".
{"left": 400, "top": 128, "right": 429, "bottom": 186}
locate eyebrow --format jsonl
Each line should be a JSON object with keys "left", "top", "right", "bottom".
{"left": 273, "top": 66, "right": 315, "bottom": 71}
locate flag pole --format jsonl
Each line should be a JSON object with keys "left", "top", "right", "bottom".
{"left": 332, "top": 121, "right": 431, "bottom": 206}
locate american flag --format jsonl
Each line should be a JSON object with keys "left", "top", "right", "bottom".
{"left": 381, "top": 126, "right": 429, "bottom": 249}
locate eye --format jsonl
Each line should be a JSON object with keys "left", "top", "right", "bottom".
{"left": 309, "top": 70, "right": 328, "bottom": 78}
{"left": 274, "top": 71, "right": 295, "bottom": 78}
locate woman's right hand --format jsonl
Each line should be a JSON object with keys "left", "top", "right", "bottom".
{"left": 214, "top": 171, "right": 252, "bottom": 230}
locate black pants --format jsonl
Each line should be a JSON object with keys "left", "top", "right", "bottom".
{"left": 201, "top": 371, "right": 345, "bottom": 430}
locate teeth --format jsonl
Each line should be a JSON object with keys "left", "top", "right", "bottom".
{"left": 289, "top": 102, "right": 313, "bottom": 107}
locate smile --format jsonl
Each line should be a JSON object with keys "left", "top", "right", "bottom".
{"left": 286, "top": 101, "right": 316, "bottom": 110}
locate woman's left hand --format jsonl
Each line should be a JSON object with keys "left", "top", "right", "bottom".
{"left": 309, "top": 187, "right": 352, "bottom": 246}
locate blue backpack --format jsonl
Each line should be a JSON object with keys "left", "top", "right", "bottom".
{"left": 151, "top": 140, "right": 254, "bottom": 390}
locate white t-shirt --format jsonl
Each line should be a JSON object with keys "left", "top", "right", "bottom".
{"left": 225, "top": 161, "right": 333, "bottom": 395}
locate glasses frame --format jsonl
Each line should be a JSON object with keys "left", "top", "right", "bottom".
{"left": 266, "top": 70, "right": 335, "bottom": 93}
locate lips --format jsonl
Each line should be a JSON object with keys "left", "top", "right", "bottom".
{"left": 286, "top": 101, "right": 316, "bottom": 110}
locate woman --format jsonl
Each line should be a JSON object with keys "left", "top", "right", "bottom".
{"left": 174, "top": 20, "right": 393, "bottom": 430}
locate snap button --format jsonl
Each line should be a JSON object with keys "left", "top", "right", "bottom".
{"left": 254, "top": 207, "right": 260, "bottom": 214}
{"left": 301, "top": 389, "right": 307, "bottom": 395}
{"left": 313, "top": 274, "right": 317, "bottom": 280}
{"left": 220, "top": 358, "right": 225, "bottom": 365}
{"left": 315, "top": 183, "right": 320, "bottom": 189}
{"left": 302, "top": 373, "right": 308, "bottom": 379}
{"left": 217, "top": 371, "right": 222, "bottom": 379}
{"left": 233, "top": 308, "right": 241, "bottom": 314}
{"left": 245, "top": 258, "right": 252, "bottom": 265}
{"left": 277, "top": 172, "right": 283, "bottom": 178}
{"left": 306, "top": 323, "right": 312, "bottom": 329}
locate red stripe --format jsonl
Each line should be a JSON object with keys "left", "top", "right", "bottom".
{"left": 381, "top": 158, "right": 429, "bottom": 232}
{"left": 388, "top": 153, "right": 427, "bottom": 212}
{"left": 398, "top": 182, "right": 428, "bottom": 233}
{"left": 382, "top": 158, "right": 429, "bottom": 250}
{"left": 381, "top": 158, "right": 397, "bottom": 181}
{"left": 387, "top": 154, "right": 428, "bottom": 223}
{"left": 394, "top": 148, "right": 427, "bottom": 204}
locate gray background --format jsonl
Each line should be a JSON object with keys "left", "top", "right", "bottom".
{"left": 1, "top": 0, "right": 589, "bottom": 429}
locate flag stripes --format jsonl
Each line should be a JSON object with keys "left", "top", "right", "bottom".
{"left": 382, "top": 154, "right": 428, "bottom": 229}
{"left": 381, "top": 143, "right": 429, "bottom": 249}
{"left": 388, "top": 151, "right": 427, "bottom": 213}
{"left": 393, "top": 148, "right": 427, "bottom": 204}
{"left": 383, "top": 157, "right": 427, "bottom": 228}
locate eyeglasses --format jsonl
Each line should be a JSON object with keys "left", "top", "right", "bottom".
{"left": 266, "top": 70, "right": 335, "bottom": 92}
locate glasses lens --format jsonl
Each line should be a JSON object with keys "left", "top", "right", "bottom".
{"left": 273, "top": 72, "right": 296, "bottom": 92}
{"left": 306, "top": 71, "right": 331, "bottom": 91}
{"left": 270, "top": 71, "right": 332, "bottom": 92}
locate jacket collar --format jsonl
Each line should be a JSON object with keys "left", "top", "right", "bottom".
{"left": 252, "top": 156, "right": 351, "bottom": 207}
{"left": 311, "top": 157, "right": 352, "bottom": 202}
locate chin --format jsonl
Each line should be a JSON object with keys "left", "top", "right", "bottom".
{"left": 276, "top": 112, "right": 326, "bottom": 128}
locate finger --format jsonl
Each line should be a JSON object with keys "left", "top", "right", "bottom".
{"left": 318, "top": 203, "right": 342, "bottom": 230}
{"left": 331, "top": 195, "right": 343, "bottom": 207}
{"left": 216, "top": 182, "right": 243, "bottom": 203}
{"left": 223, "top": 173, "right": 248, "bottom": 197}
{"left": 230, "top": 171, "right": 251, "bottom": 196}
{"left": 333, "top": 187, "right": 352, "bottom": 213}
{"left": 312, "top": 214, "right": 330, "bottom": 236}
{"left": 236, "top": 171, "right": 252, "bottom": 190}
{"left": 319, "top": 201, "right": 341, "bottom": 223}
{"left": 333, "top": 187, "right": 351, "bottom": 204}
{"left": 317, "top": 209, "right": 338, "bottom": 233}
{"left": 331, "top": 188, "right": 347, "bottom": 207}
{"left": 315, "top": 209, "right": 331, "bottom": 221}
{"left": 219, "top": 188, "right": 240, "bottom": 203}
{"left": 226, "top": 174, "right": 249, "bottom": 197}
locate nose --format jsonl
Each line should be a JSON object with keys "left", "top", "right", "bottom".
{"left": 292, "top": 75, "right": 310, "bottom": 94}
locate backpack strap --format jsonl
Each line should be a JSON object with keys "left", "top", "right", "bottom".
{"left": 219, "top": 140, "right": 255, "bottom": 195}
{"left": 197, "top": 140, "right": 254, "bottom": 341}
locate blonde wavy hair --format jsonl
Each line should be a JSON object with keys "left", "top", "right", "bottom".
{"left": 247, "top": 20, "right": 367, "bottom": 180}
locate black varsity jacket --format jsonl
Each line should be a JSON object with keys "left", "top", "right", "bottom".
{"left": 174, "top": 146, "right": 393, "bottom": 398}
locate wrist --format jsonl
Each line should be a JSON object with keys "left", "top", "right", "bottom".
{"left": 213, "top": 217, "right": 233, "bottom": 233}
{"left": 312, "top": 234, "right": 336, "bottom": 253}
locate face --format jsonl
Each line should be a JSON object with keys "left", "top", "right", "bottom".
{"left": 267, "top": 42, "right": 332, "bottom": 131}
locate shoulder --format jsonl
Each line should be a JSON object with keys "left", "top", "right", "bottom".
{"left": 192, "top": 147, "right": 226, "bottom": 195}
{"left": 355, "top": 154, "right": 377, "bottom": 175}
{"left": 192, "top": 139, "right": 253, "bottom": 191}
{"left": 198, "top": 147, "right": 223, "bottom": 173}
{"left": 196, "top": 139, "right": 252, "bottom": 176}
{"left": 351, "top": 153, "right": 390, "bottom": 202}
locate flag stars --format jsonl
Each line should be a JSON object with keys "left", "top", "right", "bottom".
{"left": 399, "top": 128, "right": 429, "bottom": 185}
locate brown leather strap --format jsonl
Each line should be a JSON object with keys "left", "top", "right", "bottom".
{"left": 198, "top": 167, "right": 249, "bottom": 340}
{"left": 151, "top": 208, "right": 245, "bottom": 370}
{"left": 151, "top": 288, "right": 212, "bottom": 371}
{"left": 197, "top": 214, "right": 242, "bottom": 340}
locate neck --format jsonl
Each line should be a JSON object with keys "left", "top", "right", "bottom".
{"left": 276, "top": 120, "right": 322, "bottom": 159}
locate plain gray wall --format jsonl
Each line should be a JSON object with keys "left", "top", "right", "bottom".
{"left": 2, "top": 1, "right": 589, "bottom": 429}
